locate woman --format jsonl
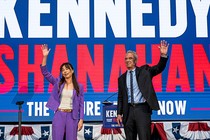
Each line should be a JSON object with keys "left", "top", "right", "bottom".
{"left": 40, "top": 44, "right": 84, "bottom": 140}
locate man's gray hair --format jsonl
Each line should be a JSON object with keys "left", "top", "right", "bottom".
{"left": 126, "top": 50, "right": 138, "bottom": 64}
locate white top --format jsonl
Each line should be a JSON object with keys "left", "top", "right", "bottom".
{"left": 59, "top": 89, "right": 73, "bottom": 109}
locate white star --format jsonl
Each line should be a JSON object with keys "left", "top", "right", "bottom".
{"left": 42, "top": 130, "right": 49, "bottom": 137}
{"left": 173, "top": 127, "right": 179, "bottom": 133}
{"left": 84, "top": 128, "right": 92, "bottom": 135}
{"left": 0, "top": 129, "right": 3, "bottom": 137}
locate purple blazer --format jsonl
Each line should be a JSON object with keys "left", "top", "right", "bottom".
{"left": 40, "top": 65, "right": 84, "bottom": 120}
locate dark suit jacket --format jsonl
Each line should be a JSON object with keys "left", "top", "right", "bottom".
{"left": 117, "top": 56, "right": 168, "bottom": 124}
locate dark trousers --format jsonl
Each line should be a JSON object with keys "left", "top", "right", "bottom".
{"left": 124, "top": 103, "right": 152, "bottom": 140}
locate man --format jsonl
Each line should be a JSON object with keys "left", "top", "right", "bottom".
{"left": 116, "top": 40, "right": 169, "bottom": 140}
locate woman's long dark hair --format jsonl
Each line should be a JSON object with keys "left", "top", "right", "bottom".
{"left": 58, "top": 62, "right": 80, "bottom": 95}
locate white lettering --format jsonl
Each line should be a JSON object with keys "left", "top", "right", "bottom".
{"left": 28, "top": 0, "right": 52, "bottom": 38}
{"left": 94, "top": 101, "right": 101, "bottom": 115}
{"left": 0, "top": 0, "right": 22, "bottom": 38}
{"left": 131, "top": 0, "right": 155, "bottom": 37}
{"left": 27, "top": 102, "right": 49, "bottom": 117}
{"left": 27, "top": 102, "right": 33, "bottom": 116}
{"left": 175, "top": 100, "right": 186, "bottom": 115}
{"left": 0, "top": 1, "right": 208, "bottom": 38}
{"left": 106, "top": 110, "right": 117, "bottom": 117}
{"left": 57, "top": 0, "right": 89, "bottom": 38}
{"left": 158, "top": 100, "right": 186, "bottom": 115}
{"left": 191, "top": 0, "right": 210, "bottom": 37}
{"left": 43, "top": 102, "right": 49, "bottom": 116}
{"left": 94, "top": 0, "right": 126, "bottom": 38}
{"left": 85, "top": 101, "right": 94, "bottom": 116}
{"left": 159, "top": 0, "right": 187, "bottom": 37}
{"left": 166, "top": 101, "right": 174, "bottom": 115}
{"left": 34, "top": 102, "right": 42, "bottom": 116}
{"left": 84, "top": 101, "right": 101, "bottom": 116}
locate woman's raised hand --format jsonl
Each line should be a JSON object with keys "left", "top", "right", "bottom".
{"left": 41, "top": 44, "right": 51, "bottom": 57}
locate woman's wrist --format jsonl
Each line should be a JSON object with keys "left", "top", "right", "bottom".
{"left": 79, "top": 119, "right": 83, "bottom": 122}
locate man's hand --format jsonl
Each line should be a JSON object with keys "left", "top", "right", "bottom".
{"left": 116, "top": 115, "right": 123, "bottom": 126}
{"left": 159, "top": 40, "right": 169, "bottom": 57}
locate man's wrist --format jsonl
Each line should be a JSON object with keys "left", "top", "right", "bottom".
{"left": 161, "top": 54, "right": 168, "bottom": 58}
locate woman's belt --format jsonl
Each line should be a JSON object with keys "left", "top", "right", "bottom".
{"left": 58, "top": 108, "right": 73, "bottom": 112}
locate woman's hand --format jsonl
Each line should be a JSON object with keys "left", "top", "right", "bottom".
{"left": 41, "top": 44, "right": 50, "bottom": 57}
{"left": 41, "top": 44, "right": 50, "bottom": 66}
{"left": 78, "top": 119, "right": 83, "bottom": 131}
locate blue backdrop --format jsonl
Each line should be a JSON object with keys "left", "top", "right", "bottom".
{"left": 0, "top": 0, "right": 209, "bottom": 122}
